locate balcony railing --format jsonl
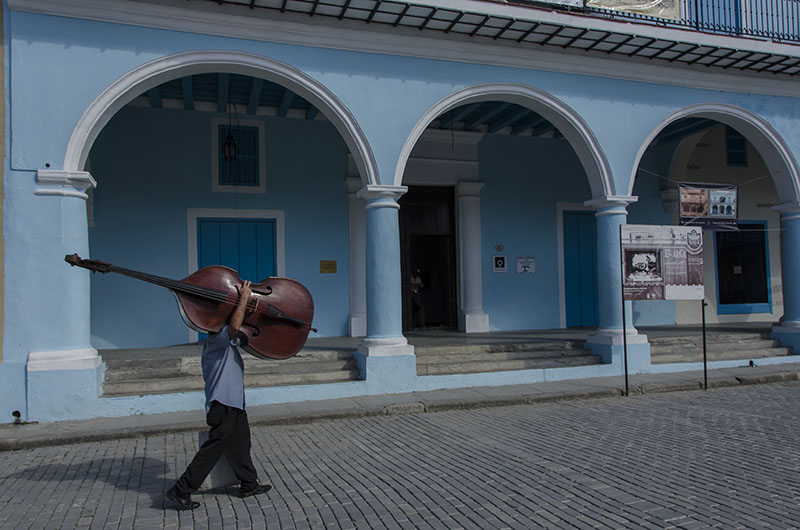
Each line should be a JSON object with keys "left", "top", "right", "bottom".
{"left": 581, "top": 0, "right": 800, "bottom": 43}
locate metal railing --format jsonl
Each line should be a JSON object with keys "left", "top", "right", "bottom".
{"left": 583, "top": 0, "right": 800, "bottom": 43}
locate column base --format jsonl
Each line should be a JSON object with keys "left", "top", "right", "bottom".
{"left": 459, "top": 312, "right": 489, "bottom": 333}
{"left": 26, "top": 348, "right": 103, "bottom": 422}
{"left": 585, "top": 331, "right": 651, "bottom": 373}
{"left": 348, "top": 314, "right": 367, "bottom": 338}
{"left": 771, "top": 324, "right": 800, "bottom": 354}
{"left": 355, "top": 337, "right": 416, "bottom": 392}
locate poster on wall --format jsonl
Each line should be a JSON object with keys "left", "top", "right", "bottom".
{"left": 621, "top": 224, "right": 704, "bottom": 301}
{"left": 678, "top": 183, "right": 739, "bottom": 231}
{"left": 585, "top": 0, "right": 680, "bottom": 20}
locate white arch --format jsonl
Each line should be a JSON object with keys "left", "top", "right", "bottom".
{"left": 394, "top": 83, "right": 614, "bottom": 198}
{"left": 63, "top": 50, "right": 378, "bottom": 186}
{"left": 631, "top": 103, "right": 800, "bottom": 204}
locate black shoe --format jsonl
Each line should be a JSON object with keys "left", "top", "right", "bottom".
{"left": 240, "top": 483, "right": 272, "bottom": 498}
{"left": 165, "top": 486, "right": 200, "bottom": 511}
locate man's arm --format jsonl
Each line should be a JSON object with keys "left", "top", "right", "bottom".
{"left": 228, "top": 280, "right": 252, "bottom": 339}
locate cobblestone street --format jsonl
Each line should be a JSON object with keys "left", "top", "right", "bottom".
{"left": 2, "top": 383, "right": 800, "bottom": 529}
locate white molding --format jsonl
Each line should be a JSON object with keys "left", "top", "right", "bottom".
{"left": 186, "top": 207, "right": 286, "bottom": 342}
{"left": 397, "top": 83, "right": 613, "bottom": 197}
{"left": 210, "top": 117, "right": 267, "bottom": 194}
{"left": 34, "top": 170, "right": 96, "bottom": 199}
{"left": 56, "top": 50, "right": 377, "bottom": 186}
{"left": 9, "top": 0, "right": 800, "bottom": 98}
{"left": 584, "top": 195, "right": 638, "bottom": 210}
{"left": 631, "top": 103, "right": 800, "bottom": 204}
{"left": 27, "top": 348, "right": 101, "bottom": 371}
{"left": 357, "top": 184, "right": 408, "bottom": 204}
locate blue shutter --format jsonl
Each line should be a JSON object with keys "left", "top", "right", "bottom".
{"left": 725, "top": 126, "right": 748, "bottom": 167}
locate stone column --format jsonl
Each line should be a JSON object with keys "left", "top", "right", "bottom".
{"left": 772, "top": 204, "right": 800, "bottom": 352}
{"left": 457, "top": 181, "right": 489, "bottom": 332}
{"left": 26, "top": 170, "right": 102, "bottom": 422}
{"left": 347, "top": 178, "right": 367, "bottom": 337}
{"left": 354, "top": 185, "right": 415, "bottom": 391}
{"left": 584, "top": 196, "right": 649, "bottom": 370}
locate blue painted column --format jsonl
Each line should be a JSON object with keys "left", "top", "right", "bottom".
{"left": 24, "top": 170, "right": 103, "bottom": 422}
{"left": 354, "top": 185, "right": 416, "bottom": 392}
{"left": 772, "top": 206, "right": 800, "bottom": 352}
{"left": 584, "top": 196, "right": 650, "bottom": 371}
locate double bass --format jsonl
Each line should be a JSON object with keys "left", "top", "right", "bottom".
{"left": 65, "top": 254, "right": 316, "bottom": 360}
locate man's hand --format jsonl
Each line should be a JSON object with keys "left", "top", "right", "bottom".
{"left": 228, "top": 280, "right": 252, "bottom": 339}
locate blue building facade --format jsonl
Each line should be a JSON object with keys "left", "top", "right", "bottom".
{"left": 3, "top": 0, "right": 800, "bottom": 422}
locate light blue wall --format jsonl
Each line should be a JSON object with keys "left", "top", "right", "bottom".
{"left": 479, "top": 134, "right": 591, "bottom": 330}
{"left": 89, "top": 106, "right": 349, "bottom": 348}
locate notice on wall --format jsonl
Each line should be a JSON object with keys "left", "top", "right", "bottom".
{"left": 621, "top": 225, "right": 704, "bottom": 301}
{"left": 679, "top": 183, "right": 738, "bottom": 231}
{"left": 517, "top": 257, "right": 535, "bottom": 274}
{"left": 319, "top": 260, "right": 337, "bottom": 274}
{"left": 493, "top": 256, "right": 507, "bottom": 273}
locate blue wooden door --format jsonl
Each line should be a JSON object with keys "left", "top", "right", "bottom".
{"left": 197, "top": 218, "right": 276, "bottom": 281}
{"left": 564, "top": 211, "right": 598, "bottom": 327}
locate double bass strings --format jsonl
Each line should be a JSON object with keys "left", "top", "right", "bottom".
{"left": 112, "top": 266, "right": 259, "bottom": 311}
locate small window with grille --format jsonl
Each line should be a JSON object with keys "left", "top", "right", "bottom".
{"left": 725, "top": 126, "right": 748, "bottom": 167}
{"left": 211, "top": 118, "right": 266, "bottom": 194}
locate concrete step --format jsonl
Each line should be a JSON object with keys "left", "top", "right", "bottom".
{"left": 99, "top": 345, "right": 360, "bottom": 397}
{"left": 416, "top": 348, "right": 593, "bottom": 364}
{"left": 647, "top": 332, "right": 769, "bottom": 347}
{"left": 651, "top": 347, "right": 794, "bottom": 364}
{"left": 649, "top": 338, "right": 783, "bottom": 354}
{"left": 102, "top": 368, "right": 361, "bottom": 396}
{"left": 418, "top": 354, "right": 602, "bottom": 376}
{"left": 414, "top": 340, "right": 586, "bottom": 356}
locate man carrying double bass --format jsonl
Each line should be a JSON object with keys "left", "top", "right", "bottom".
{"left": 165, "top": 280, "right": 272, "bottom": 510}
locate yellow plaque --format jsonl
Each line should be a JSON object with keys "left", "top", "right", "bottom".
{"left": 320, "top": 260, "right": 337, "bottom": 274}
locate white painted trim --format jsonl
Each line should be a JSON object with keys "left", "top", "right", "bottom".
{"left": 27, "top": 348, "right": 101, "bottom": 371}
{"left": 397, "top": 83, "right": 613, "bottom": 198}
{"left": 210, "top": 117, "right": 267, "bottom": 194}
{"left": 186, "top": 207, "right": 286, "bottom": 342}
{"left": 556, "top": 202, "right": 595, "bottom": 329}
{"left": 58, "top": 50, "right": 377, "bottom": 185}
{"left": 34, "top": 170, "right": 96, "bottom": 199}
{"left": 9, "top": 0, "right": 800, "bottom": 98}
{"left": 631, "top": 103, "right": 800, "bottom": 205}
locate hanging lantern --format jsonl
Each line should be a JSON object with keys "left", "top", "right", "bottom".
{"left": 223, "top": 131, "right": 237, "bottom": 161}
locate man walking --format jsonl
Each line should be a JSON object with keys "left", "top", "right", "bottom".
{"left": 165, "top": 280, "right": 272, "bottom": 510}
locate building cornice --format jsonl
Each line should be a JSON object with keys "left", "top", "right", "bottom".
{"left": 8, "top": 0, "right": 800, "bottom": 98}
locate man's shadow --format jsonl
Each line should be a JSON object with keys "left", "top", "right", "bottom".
{"left": 5, "top": 455, "right": 176, "bottom": 509}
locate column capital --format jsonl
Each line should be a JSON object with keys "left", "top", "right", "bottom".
{"left": 357, "top": 185, "right": 408, "bottom": 209}
{"left": 773, "top": 202, "right": 800, "bottom": 220}
{"left": 584, "top": 195, "right": 638, "bottom": 212}
{"left": 35, "top": 170, "right": 96, "bottom": 200}
{"left": 457, "top": 181, "right": 485, "bottom": 197}
{"left": 346, "top": 177, "right": 363, "bottom": 196}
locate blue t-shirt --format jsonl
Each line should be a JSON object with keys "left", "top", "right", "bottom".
{"left": 201, "top": 325, "right": 245, "bottom": 413}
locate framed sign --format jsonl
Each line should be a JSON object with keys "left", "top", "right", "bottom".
{"left": 679, "top": 183, "right": 738, "bottom": 231}
{"left": 493, "top": 255, "right": 507, "bottom": 273}
{"left": 621, "top": 225, "right": 704, "bottom": 300}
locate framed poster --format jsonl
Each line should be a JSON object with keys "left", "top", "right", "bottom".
{"left": 621, "top": 225, "right": 704, "bottom": 300}
{"left": 679, "top": 183, "right": 738, "bottom": 231}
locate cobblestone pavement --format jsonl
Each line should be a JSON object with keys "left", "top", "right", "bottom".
{"left": 2, "top": 383, "right": 800, "bottom": 529}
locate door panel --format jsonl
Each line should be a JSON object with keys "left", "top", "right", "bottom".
{"left": 564, "top": 211, "right": 598, "bottom": 327}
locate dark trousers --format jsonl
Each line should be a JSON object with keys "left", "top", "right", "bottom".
{"left": 175, "top": 401, "right": 259, "bottom": 495}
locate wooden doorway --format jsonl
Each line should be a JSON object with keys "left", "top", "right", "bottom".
{"left": 399, "top": 186, "right": 457, "bottom": 331}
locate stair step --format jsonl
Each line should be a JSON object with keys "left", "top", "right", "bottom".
{"left": 649, "top": 339, "right": 783, "bottom": 354}
{"left": 414, "top": 341, "right": 586, "bottom": 356}
{"left": 651, "top": 347, "right": 794, "bottom": 364}
{"left": 417, "top": 355, "right": 602, "bottom": 376}
{"left": 647, "top": 333, "right": 769, "bottom": 346}
{"left": 416, "top": 349, "right": 592, "bottom": 364}
{"left": 102, "top": 369, "right": 361, "bottom": 397}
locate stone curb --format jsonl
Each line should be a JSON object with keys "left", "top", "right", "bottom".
{"left": 1, "top": 371, "right": 798, "bottom": 452}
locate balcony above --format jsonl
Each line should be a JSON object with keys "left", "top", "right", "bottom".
{"left": 11, "top": 0, "right": 800, "bottom": 81}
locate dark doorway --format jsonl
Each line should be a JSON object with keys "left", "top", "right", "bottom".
{"left": 399, "top": 186, "right": 457, "bottom": 331}
{"left": 715, "top": 221, "right": 771, "bottom": 314}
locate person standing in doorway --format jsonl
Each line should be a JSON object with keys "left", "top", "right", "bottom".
{"left": 165, "top": 280, "right": 272, "bottom": 510}
{"left": 410, "top": 269, "right": 426, "bottom": 330}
